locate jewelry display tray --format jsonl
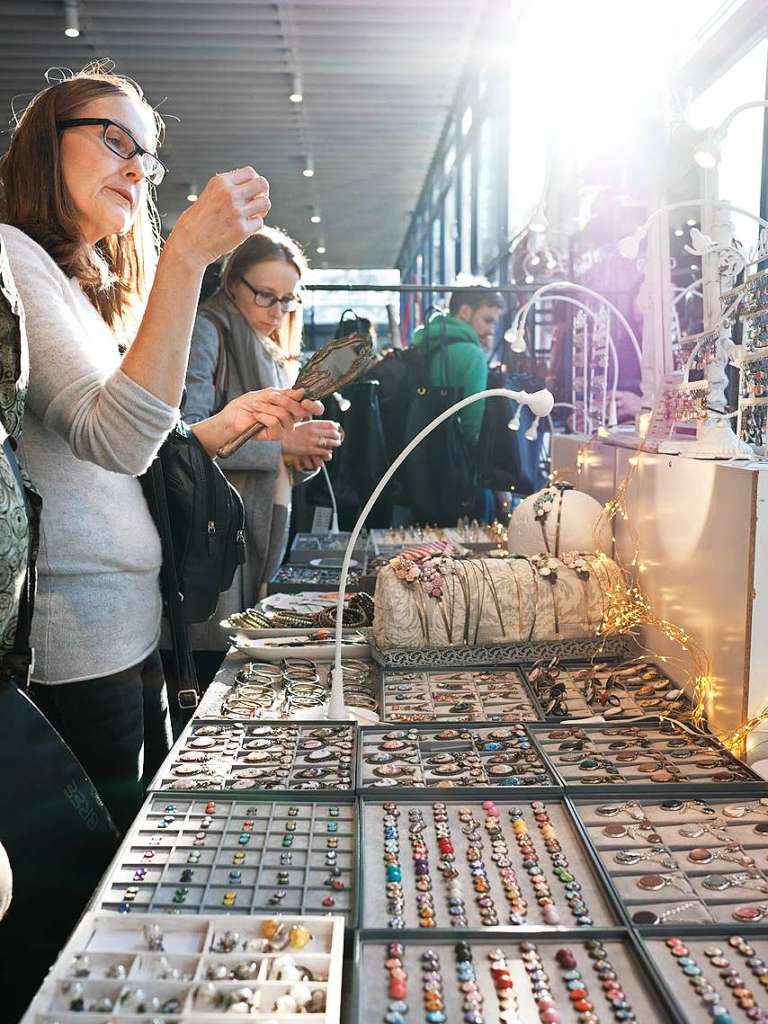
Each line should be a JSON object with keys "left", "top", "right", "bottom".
{"left": 642, "top": 931, "right": 768, "bottom": 1023}
{"left": 351, "top": 930, "right": 681, "bottom": 1024}
{"left": 380, "top": 666, "right": 545, "bottom": 723}
{"left": 529, "top": 719, "right": 765, "bottom": 793}
{"left": 289, "top": 531, "right": 369, "bottom": 564}
{"left": 573, "top": 793, "right": 768, "bottom": 930}
{"left": 21, "top": 911, "right": 345, "bottom": 1023}
{"left": 193, "top": 655, "right": 382, "bottom": 720}
{"left": 267, "top": 565, "right": 363, "bottom": 594}
{"left": 91, "top": 796, "right": 359, "bottom": 925}
{"left": 357, "top": 721, "right": 558, "bottom": 794}
{"left": 370, "top": 633, "right": 632, "bottom": 669}
{"left": 146, "top": 720, "right": 357, "bottom": 796}
{"left": 358, "top": 795, "right": 621, "bottom": 929}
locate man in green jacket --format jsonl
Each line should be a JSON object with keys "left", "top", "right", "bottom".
{"left": 411, "top": 286, "right": 505, "bottom": 444}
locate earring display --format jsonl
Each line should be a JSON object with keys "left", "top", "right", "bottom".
{"left": 358, "top": 724, "right": 555, "bottom": 789}
{"left": 361, "top": 797, "right": 615, "bottom": 928}
{"left": 381, "top": 668, "right": 541, "bottom": 722}
{"left": 149, "top": 722, "right": 356, "bottom": 793}
{"left": 22, "top": 911, "right": 344, "bottom": 1022}
{"left": 526, "top": 655, "right": 692, "bottom": 721}
{"left": 93, "top": 798, "right": 356, "bottom": 921}
{"left": 535, "top": 721, "right": 759, "bottom": 786}
{"left": 645, "top": 935, "right": 768, "bottom": 1023}
{"left": 289, "top": 531, "right": 369, "bottom": 564}
{"left": 356, "top": 936, "right": 674, "bottom": 1023}
{"left": 267, "top": 564, "right": 363, "bottom": 594}
{"left": 575, "top": 795, "right": 768, "bottom": 926}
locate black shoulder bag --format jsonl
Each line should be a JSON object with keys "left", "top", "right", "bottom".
{"left": 400, "top": 314, "right": 476, "bottom": 526}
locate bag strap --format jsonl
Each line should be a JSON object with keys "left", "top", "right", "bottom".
{"left": 145, "top": 458, "right": 199, "bottom": 712}
{"left": 0, "top": 433, "right": 37, "bottom": 688}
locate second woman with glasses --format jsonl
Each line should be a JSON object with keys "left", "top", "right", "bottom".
{"left": 184, "top": 229, "right": 343, "bottom": 661}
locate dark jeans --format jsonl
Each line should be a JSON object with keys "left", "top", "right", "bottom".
{"left": 30, "top": 649, "right": 172, "bottom": 834}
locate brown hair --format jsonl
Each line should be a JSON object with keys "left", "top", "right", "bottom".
{"left": 219, "top": 226, "right": 308, "bottom": 359}
{"left": 448, "top": 286, "right": 506, "bottom": 316}
{"left": 0, "top": 62, "right": 163, "bottom": 333}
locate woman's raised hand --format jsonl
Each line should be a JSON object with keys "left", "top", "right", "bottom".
{"left": 218, "top": 387, "right": 324, "bottom": 444}
{"left": 167, "top": 167, "right": 271, "bottom": 268}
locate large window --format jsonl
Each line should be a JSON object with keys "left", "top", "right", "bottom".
{"left": 443, "top": 184, "right": 457, "bottom": 284}
{"left": 688, "top": 37, "right": 768, "bottom": 247}
{"left": 476, "top": 116, "right": 497, "bottom": 270}
{"left": 460, "top": 152, "right": 473, "bottom": 272}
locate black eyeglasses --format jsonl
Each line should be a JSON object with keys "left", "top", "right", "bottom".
{"left": 240, "top": 277, "right": 301, "bottom": 313}
{"left": 56, "top": 118, "right": 166, "bottom": 185}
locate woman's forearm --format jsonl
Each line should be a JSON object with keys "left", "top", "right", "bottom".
{"left": 120, "top": 237, "right": 206, "bottom": 407}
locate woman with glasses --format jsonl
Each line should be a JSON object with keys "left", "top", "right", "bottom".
{"left": 184, "top": 228, "right": 343, "bottom": 657}
{"left": 0, "top": 65, "right": 322, "bottom": 830}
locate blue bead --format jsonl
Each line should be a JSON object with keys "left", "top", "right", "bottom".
{"left": 427, "top": 1013, "right": 447, "bottom": 1023}
{"left": 385, "top": 1013, "right": 406, "bottom": 1024}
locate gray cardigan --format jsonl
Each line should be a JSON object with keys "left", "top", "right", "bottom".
{"left": 183, "top": 292, "right": 313, "bottom": 649}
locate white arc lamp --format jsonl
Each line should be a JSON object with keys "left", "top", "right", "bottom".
{"left": 693, "top": 100, "right": 768, "bottom": 169}
{"left": 325, "top": 386, "right": 555, "bottom": 720}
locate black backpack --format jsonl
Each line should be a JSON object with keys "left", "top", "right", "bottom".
{"left": 141, "top": 420, "right": 246, "bottom": 627}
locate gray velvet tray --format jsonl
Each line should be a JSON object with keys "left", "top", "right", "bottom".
{"left": 147, "top": 721, "right": 357, "bottom": 795}
{"left": 573, "top": 793, "right": 768, "bottom": 929}
{"left": 92, "top": 796, "right": 358, "bottom": 924}
{"left": 380, "top": 666, "right": 544, "bottom": 723}
{"left": 359, "top": 796, "right": 619, "bottom": 929}
{"left": 353, "top": 931, "right": 680, "bottom": 1024}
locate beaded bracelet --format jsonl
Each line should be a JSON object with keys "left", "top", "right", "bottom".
{"left": 433, "top": 802, "right": 468, "bottom": 927}
{"left": 665, "top": 936, "right": 734, "bottom": 1024}
{"left": 454, "top": 940, "right": 486, "bottom": 1024}
{"left": 382, "top": 802, "right": 405, "bottom": 929}
{"left": 584, "top": 939, "right": 637, "bottom": 1022}
{"left": 508, "top": 807, "right": 562, "bottom": 926}
{"left": 554, "top": 947, "right": 601, "bottom": 1021}
{"left": 407, "top": 808, "right": 436, "bottom": 928}
{"left": 384, "top": 940, "right": 408, "bottom": 1024}
{"left": 519, "top": 941, "right": 562, "bottom": 1023}
{"left": 531, "top": 801, "right": 594, "bottom": 926}
{"left": 420, "top": 948, "right": 447, "bottom": 1024}
{"left": 478, "top": 799, "right": 527, "bottom": 924}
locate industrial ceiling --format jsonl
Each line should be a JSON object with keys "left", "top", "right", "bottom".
{"left": 0, "top": 0, "right": 487, "bottom": 268}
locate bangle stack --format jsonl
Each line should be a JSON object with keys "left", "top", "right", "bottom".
{"left": 532, "top": 801, "right": 594, "bottom": 926}
{"left": 383, "top": 801, "right": 405, "bottom": 929}
{"left": 508, "top": 807, "right": 562, "bottom": 926}
{"left": 434, "top": 802, "right": 468, "bottom": 927}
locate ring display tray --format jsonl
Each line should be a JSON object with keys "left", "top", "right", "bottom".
{"left": 532, "top": 720, "right": 762, "bottom": 790}
{"left": 357, "top": 722, "right": 558, "bottom": 792}
{"left": 370, "top": 633, "right": 632, "bottom": 669}
{"left": 359, "top": 795, "right": 619, "bottom": 929}
{"left": 642, "top": 932, "right": 768, "bottom": 1022}
{"left": 573, "top": 792, "right": 768, "bottom": 928}
{"left": 267, "top": 565, "right": 363, "bottom": 594}
{"left": 353, "top": 931, "right": 679, "bottom": 1024}
{"left": 526, "top": 656, "right": 694, "bottom": 722}
{"left": 147, "top": 721, "right": 356, "bottom": 795}
{"left": 22, "top": 910, "right": 344, "bottom": 1022}
{"left": 289, "top": 531, "right": 369, "bottom": 564}
{"left": 93, "top": 797, "right": 358, "bottom": 924}
{"left": 381, "top": 667, "right": 544, "bottom": 722}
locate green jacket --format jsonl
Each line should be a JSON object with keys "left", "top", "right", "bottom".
{"left": 411, "top": 313, "right": 488, "bottom": 444}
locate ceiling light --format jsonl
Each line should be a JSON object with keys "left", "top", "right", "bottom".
{"left": 186, "top": 185, "right": 198, "bottom": 202}
{"left": 310, "top": 207, "right": 321, "bottom": 224}
{"left": 316, "top": 244, "right": 326, "bottom": 255}
{"left": 302, "top": 158, "right": 314, "bottom": 178}
{"left": 289, "top": 72, "right": 303, "bottom": 104}
{"left": 63, "top": 0, "right": 80, "bottom": 37}
{"left": 674, "top": 228, "right": 684, "bottom": 237}
{"left": 693, "top": 135, "right": 720, "bottom": 169}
